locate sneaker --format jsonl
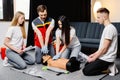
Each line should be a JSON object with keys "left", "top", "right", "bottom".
{"left": 2, "top": 57, "right": 12, "bottom": 67}
{"left": 108, "top": 63, "right": 119, "bottom": 76}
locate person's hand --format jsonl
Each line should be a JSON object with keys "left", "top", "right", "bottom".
{"left": 44, "top": 46, "right": 49, "bottom": 54}
{"left": 87, "top": 53, "right": 97, "bottom": 63}
{"left": 17, "top": 49, "right": 24, "bottom": 55}
{"left": 87, "top": 57, "right": 96, "bottom": 63}
{"left": 41, "top": 46, "right": 49, "bottom": 55}
{"left": 52, "top": 52, "right": 61, "bottom": 60}
{"left": 22, "top": 45, "right": 26, "bottom": 50}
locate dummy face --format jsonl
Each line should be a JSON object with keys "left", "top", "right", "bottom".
{"left": 38, "top": 10, "right": 47, "bottom": 21}
{"left": 18, "top": 15, "right": 25, "bottom": 25}
{"left": 96, "top": 13, "right": 105, "bottom": 24}
{"left": 58, "top": 20, "right": 62, "bottom": 29}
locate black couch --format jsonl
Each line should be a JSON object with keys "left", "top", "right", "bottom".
{"left": 70, "top": 22, "right": 104, "bottom": 48}
{"left": 70, "top": 22, "right": 120, "bottom": 48}
{"left": 70, "top": 22, "right": 120, "bottom": 56}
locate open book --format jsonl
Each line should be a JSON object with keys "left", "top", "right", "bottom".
{"left": 79, "top": 52, "right": 88, "bottom": 60}
{"left": 23, "top": 46, "right": 35, "bottom": 52}
{"left": 78, "top": 52, "right": 88, "bottom": 62}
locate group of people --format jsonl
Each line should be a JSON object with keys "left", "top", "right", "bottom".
{"left": 3, "top": 4, "right": 118, "bottom": 76}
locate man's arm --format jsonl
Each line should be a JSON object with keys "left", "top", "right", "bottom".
{"left": 4, "top": 37, "right": 24, "bottom": 55}
{"left": 88, "top": 39, "right": 111, "bottom": 62}
{"left": 45, "top": 19, "right": 55, "bottom": 46}
{"left": 32, "top": 22, "right": 44, "bottom": 47}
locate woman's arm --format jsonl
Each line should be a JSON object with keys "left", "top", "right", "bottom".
{"left": 56, "top": 36, "right": 61, "bottom": 54}
{"left": 4, "top": 37, "right": 24, "bottom": 54}
{"left": 59, "top": 28, "right": 74, "bottom": 53}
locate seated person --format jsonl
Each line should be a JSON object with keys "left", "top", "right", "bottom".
{"left": 4, "top": 11, "right": 35, "bottom": 69}
{"left": 83, "top": 8, "right": 118, "bottom": 76}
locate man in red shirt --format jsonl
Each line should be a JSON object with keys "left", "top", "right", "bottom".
{"left": 32, "top": 5, "right": 55, "bottom": 64}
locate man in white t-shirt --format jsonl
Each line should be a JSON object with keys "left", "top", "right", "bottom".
{"left": 83, "top": 8, "right": 118, "bottom": 76}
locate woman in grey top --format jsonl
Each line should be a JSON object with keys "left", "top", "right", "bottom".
{"left": 53, "top": 15, "right": 81, "bottom": 60}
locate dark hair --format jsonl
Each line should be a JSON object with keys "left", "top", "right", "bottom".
{"left": 37, "top": 5, "right": 47, "bottom": 13}
{"left": 58, "top": 15, "right": 70, "bottom": 46}
{"left": 66, "top": 57, "right": 81, "bottom": 72}
{"left": 97, "top": 7, "right": 110, "bottom": 14}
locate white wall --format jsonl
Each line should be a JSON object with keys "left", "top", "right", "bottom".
{"left": 14, "top": 0, "right": 30, "bottom": 19}
{"left": 0, "top": 0, "right": 3, "bottom": 19}
{"left": 0, "top": 21, "right": 28, "bottom": 46}
{"left": 91, "top": 0, "right": 120, "bottom": 22}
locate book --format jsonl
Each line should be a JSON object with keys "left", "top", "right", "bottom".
{"left": 23, "top": 46, "right": 35, "bottom": 52}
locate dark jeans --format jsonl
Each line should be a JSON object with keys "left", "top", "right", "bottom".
{"left": 35, "top": 44, "right": 55, "bottom": 64}
{"left": 82, "top": 59, "right": 113, "bottom": 76}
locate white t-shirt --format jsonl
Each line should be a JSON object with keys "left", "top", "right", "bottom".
{"left": 99, "top": 24, "right": 118, "bottom": 62}
{"left": 55, "top": 26, "right": 80, "bottom": 48}
{"left": 5, "top": 26, "right": 24, "bottom": 49}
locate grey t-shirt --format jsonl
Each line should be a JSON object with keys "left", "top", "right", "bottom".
{"left": 99, "top": 24, "right": 118, "bottom": 62}
{"left": 55, "top": 26, "right": 80, "bottom": 48}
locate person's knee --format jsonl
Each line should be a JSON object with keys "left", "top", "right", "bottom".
{"left": 70, "top": 52, "right": 79, "bottom": 58}
{"left": 35, "top": 53, "right": 42, "bottom": 64}
{"left": 82, "top": 67, "right": 93, "bottom": 76}
{"left": 35, "top": 58, "right": 42, "bottom": 64}
{"left": 29, "top": 59, "right": 35, "bottom": 65}
{"left": 19, "top": 63, "right": 27, "bottom": 69}
{"left": 36, "top": 60, "right": 41, "bottom": 64}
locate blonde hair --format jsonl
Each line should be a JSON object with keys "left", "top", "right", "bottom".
{"left": 11, "top": 11, "right": 26, "bottom": 39}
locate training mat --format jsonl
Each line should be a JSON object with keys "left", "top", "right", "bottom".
{"left": 10, "top": 64, "right": 106, "bottom": 80}
{"left": 101, "top": 73, "right": 120, "bottom": 80}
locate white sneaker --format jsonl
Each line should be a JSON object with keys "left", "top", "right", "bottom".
{"left": 2, "top": 57, "right": 12, "bottom": 67}
{"left": 109, "top": 63, "right": 119, "bottom": 76}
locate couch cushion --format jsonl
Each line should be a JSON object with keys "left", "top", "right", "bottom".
{"left": 70, "top": 22, "right": 88, "bottom": 38}
{"left": 79, "top": 38, "right": 100, "bottom": 44}
{"left": 112, "top": 23, "right": 120, "bottom": 33}
{"left": 86, "top": 23, "right": 104, "bottom": 39}
{"left": 79, "top": 38, "right": 100, "bottom": 48}
{"left": 81, "top": 43, "right": 99, "bottom": 48}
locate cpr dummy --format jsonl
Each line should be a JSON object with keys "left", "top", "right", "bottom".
{"left": 42, "top": 55, "right": 80, "bottom": 72}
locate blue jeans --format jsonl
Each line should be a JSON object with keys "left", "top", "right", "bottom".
{"left": 6, "top": 49, "right": 35, "bottom": 69}
{"left": 35, "top": 44, "right": 55, "bottom": 64}
{"left": 61, "top": 45, "right": 81, "bottom": 59}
